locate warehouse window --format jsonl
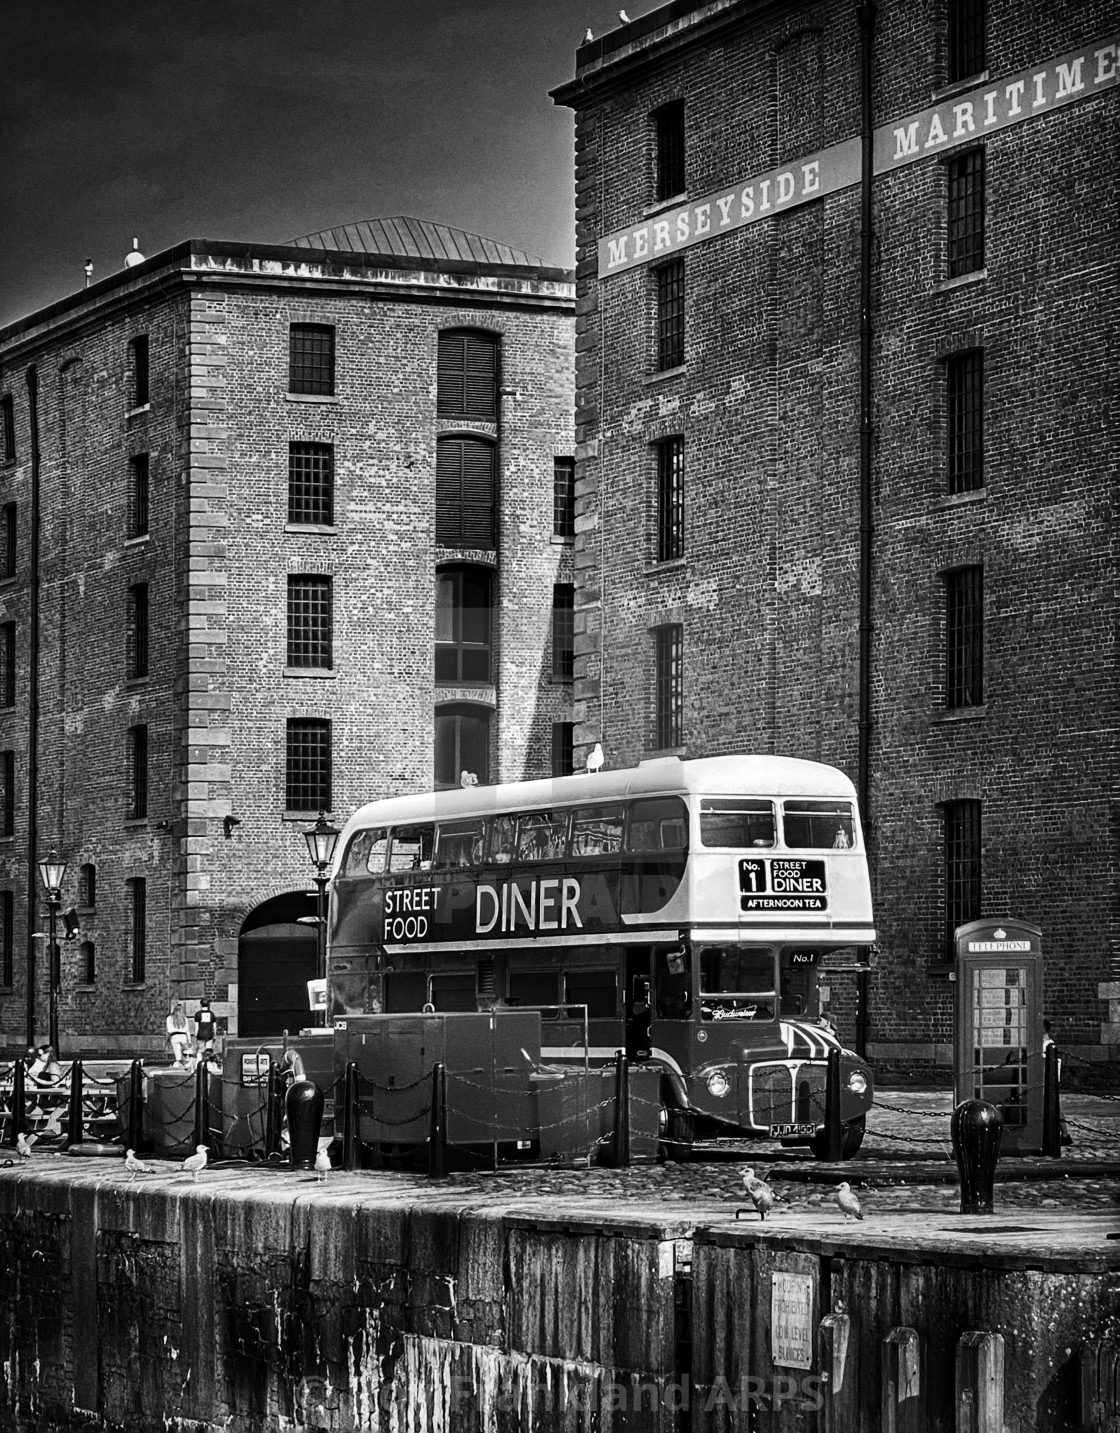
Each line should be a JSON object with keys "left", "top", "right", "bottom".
{"left": 286, "top": 718, "right": 331, "bottom": 812}
{"left": 289, "top": 324, "right": 335, "bottom": 396}
{"left": 129, "top": 335, "right": 149, "bottom": 407}
{"left": 551, "top": 722, "right": 576, "bottom": 777}
{"left": 287, "top": 575, "right": 333, "bottom": 669}
{"left": 553, "top": 457, "right": 575, "bottom": 539}
{"left": 947, "top": 351, "right": 984, "bottom": 494}
{"left": 0, "top": 623, "right": 14, "bottom": 708}
{"left": 945, "top": 566, "right": 983, "bottom": 708}
{"left": 129, "top": 455, "right": 149, "bottom": 538}
{"left": 288, "top": 442, "right": 334, "bottom": 526}
{"left": 0, "top": 890, "right": 12, "bottom": 986}
{"left": 552, "top": 584, "right": 574, "bottom": 681}
{"left": 0, "top": 752, "right": 12, "bottom": 837}
{"left": 78, "top": 863, "right": 97, "bottom": 910}
{"left": 128, "top": 877, "right": 146, "bottom": 983}
{"left": 654, "top": 99, "right": 685, "bottom": 202}
{"left": 79, "top": 941, "right": 96, "bottom": 985}
{"left": 436, "top": 567, "right": 492, "bottom": 683}
{"left": 944, "top": 799, "right": 981, "bottom": 959}
{"left": 434, "top": 704, "right": 490, "bottom": 789}
{"left": 436, "top": 436, "right": 496, "bottom": 548}
{"left": 947, "top": 0, "right": 985, "bottom": 83}
{"left": 656, "top": 436, "right": 685, "bottom": 562}
{"left": 437, "top": 329, "right": 499, "bottom": 418}
{"left": 948, "top": 149, "right": 985, "bottom": 277}
{"left": 655, "top": 259, "right": 685, "bottom": 371}
{"left": 127, "top": 583, "right": 149, "bottom": 680}
{"left": 1, "top": 396, "right": 14, "bottom": 463}
{"left": 128, "top": 725, "right": 148, "bottom": 819}
{"left": 654, "top": 624, "right": 683, "bottom": 749}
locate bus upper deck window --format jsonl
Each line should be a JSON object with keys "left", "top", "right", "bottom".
{"left": 488, "top": 815, "right": 517, "bottom": 864}
{"left": 343, "top": 828, "right": 389, "bottom": 875}
{"left": 700, "top": 798, "right": 775, "bottom": 848}
{"left": 516, "top": 811, "right": 567, "bottom": 861}
{"left": 434, "top": 820, "right": 485, "bottom": 869}
{"left": 628, "top": 797, "right": 689, "bottom": 851}
{"left": 782, "top": 800, "right": 854, "bottom": 849}
{"left": 389, "top": 825, "right": 434, "bottom": 873}
{"left": 571, "top": 805, "right": 625, "bottom": 856}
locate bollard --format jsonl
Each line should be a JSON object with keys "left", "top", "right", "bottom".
{"left": 5, "top": 1057, "right": 27, "bottom": 1146}
{"left": 950, "top": 1099, "right": 1003, "bottom": 1215}
{"left": 605, "top": 1049, "right": 631, "bottom": 1168}
{"left": 1041, "top": 1041, "right": 1062, "bottom": 1158}
{"left": 955, "top": 1330, "right": 1004, "bottom": 1433}
{"left": 882, "top": 1326, "right": 924, "bottom": 1433}
{"left": 126, "top": 1059, "right": 145, "bottom": 1153}
{"left": 821, "top": 1044, "right": 844, "bottom": 1162}
{"left": 192, "top": 1059, "right": 211, "bottom": 1155}
{"left": 340, "top": 1061, "right": 362, "bottom": 1171}
{"left": 264, "top": 1061, "right": 284, "bottom": 1158}
{"left": 427, "top": 1062, "right": 447, "bottom": 1178}
{"left": 819, "top": 1311, "right": 858, "bottom": 1432}
{"left": 286, "top": 1076, "right": 325, "bottom": 1170}
{"left": 65, "top": 1059, "right": 85, "bottom": 1148}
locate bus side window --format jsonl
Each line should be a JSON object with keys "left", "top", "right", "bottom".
{"left": 488, "top": 815, "right": 517, "bottom": 864}
{"left": 389, "top": 825, "right": 435, "bottom": 872}
{"left": 655, "top": 946, "right": 692, "bottom": 1019}
{"left": 570, "top": 805, "right": 625, "bottom": 856}
{"left": 343, "top": 828, "right": 389, "bottom": 875}
{"left": 628, "top": 797, "right": 689, "bottom": 852}
{"left": 564, "top": 969, "right": 617, "bottom": 1018}
{"left": 434, "top": 820, "right": 484, "bottom": 869}
{"left": 517, "top": 811, "right": 567, "bottom": 861}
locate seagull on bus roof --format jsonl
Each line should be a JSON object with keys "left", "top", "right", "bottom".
{"left": 583, "top": 27, "right": 594, "bottom": 42}
{"left": 585, "top": 742, "right": 604, "bottom": 774}
{"left": 836, "top": 1182, "right": 864, "bottom": 1221}
{"left": 619, "top": 9, "right": 631, "bottom": 22}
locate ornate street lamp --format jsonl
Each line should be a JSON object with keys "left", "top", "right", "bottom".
{"left": 303, "top": 812, "right": 340, "bottom": 1026}
{"left": 37, "top": 849, "right": 66, "bottom": 1057}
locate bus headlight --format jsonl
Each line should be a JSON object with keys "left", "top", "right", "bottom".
{"left": 706, "top": 1071, "right": 730, "bottom": 1098}
{"left": 847, "top": 1071, "right": 868, "bottom": 1095}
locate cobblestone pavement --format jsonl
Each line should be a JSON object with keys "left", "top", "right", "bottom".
{"left": 443, "top": 1087, "right": 1120, "bottom": 1218}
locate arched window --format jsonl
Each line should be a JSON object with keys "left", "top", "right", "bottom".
{"left": 437, "top": 329, "right": 499, "bottom": 418}
{"left": 436, "top": 436, "right": 496, "bottom": 549}
{"left": 436, "top": 567, "right": 492, "bottom": 684}
{"left": 435, "top": 705, "right": 490, "bottom": 789}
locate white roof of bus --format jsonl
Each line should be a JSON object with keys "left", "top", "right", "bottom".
{"left": 335, "top": 755, "right": 857, "bottom": 861}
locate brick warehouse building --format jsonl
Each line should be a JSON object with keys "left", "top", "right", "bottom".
{"left": 0, "top": 220, "right": 574, "bottom": 1055}
{"left": 552, "top": 2, "right": 1118, "bottom": 1072}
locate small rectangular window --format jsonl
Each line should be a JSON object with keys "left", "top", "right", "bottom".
{"left": 947, "top": 0, "right": 985, "bottom": 82}
{"left": 289, "top": 324, "right": 335, "bottom": 396}
{"left": 287, "top": 575, "right": 333, "bottom": 669}
{"left": 551, "top": 722, "right": 575, "bottom": 777}
{"left": 0, "top": 503, "right": 15, "bottom": 579}
{"left": 130, "top": 335, "right": 149, "bottom": 407}
{"left": 656, "top": 437, "right": 684, "bottom": 562}
{"left": 285, "top": 717, "right": 331, "bottom": 811}
{"left": 944, "top": 799, "right": 981, "bottom": 958}
{"left": 433, "top": 819, "right": 486, "bottom": 870}
{"left": 627, "top": 796, "right": 689, "bottom": 852}
{"left": 553, "top": 457, "right": 576, "bottom": 539}
{"left": 570, "top": 806, "right": 626, "bottom": 856}
{"left": 342, "top": 828, "right": 389, "bottom": 876}
{"left": 78, "top": 863, "right": 97, "bottom": 909}
{"left": 130, "top": 455, "right": 149, "bottom": 537}
{"left": 654, "top": 99, "right": 685, "bottom": 202}
{"left": 946, "top": 566, "right": 983, "bottom": 708}
{"left": 654, "top": 624, "right": 683, "bottom": 749}
{"left": 0, "top": 623, "right": 14, "bottom": 708}
{"left": 551, "top": 584, "right": 574, "bottom": 681}
{"left": 436, "top": 437, "right": 496, "bottom": 549}
{"left": 128, "top": 725, "right": 148, "bottom": 819}
{"left": 0, "top": 752, "right": 13, "bottom": 837}
{"left": 700, "top": 798, "right": 776, "bottom": 849}
{"left": 516, "top": 811, "right": 567, "bottom": 862}
{"left": 782, "top": 800, "right": 855, "bottom": 849}
{"left": 948, "top": 149, "right": 985, "bottom": 277}
{"left": 1, "top": 396, "right": 14, "bottom": 463}
{"left": 288, "top": 443, "right": 334, "bottom": 526}
{"left": 655, "top": 260, "right": 685, "bottom": 371}
{"left": 388, "top": 825, "right": 435, "bottom": 873}
{"left": 128, "top": 583, "right": 149, "bottom": 680}
{"left": 947, "top": 351, "right": 984, "bottom": 494}
{"left": 128, "top": 877, "right": 146, "bottom": 982}
{"left": 0, "top": 890, "right": 12, "bottom": 986}
{"left": 80, "top": 941, "right": 96, "bottom": 984}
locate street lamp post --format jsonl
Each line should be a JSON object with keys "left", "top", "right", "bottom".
{"left": 303, "top": 812, "right": 340, "bottom": 1027}
{"left": 37, "top": 849, "right": 66, "bottom": 1058}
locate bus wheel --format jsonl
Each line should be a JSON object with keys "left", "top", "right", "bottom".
{"left": 660, "top": 1106, "right": 695, "bottom": 1163}
{"left": 809, "top": 1116, "right": 866, "bottom": 1162}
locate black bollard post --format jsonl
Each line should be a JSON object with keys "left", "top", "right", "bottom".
{"left": 5, "top": 1058, "right": 27, "bottom": 1145}
{"left": 1041, "top": 1041, "right": 1062, "bottom": 1159}
{"left": 606, "top": 1050, "right": 631, "bottom": 1169}
{"left": 264, "top": 1061, "right": 284, "bottom": 1159}
{"left": 126, "top": 1060, "right": 145, "bottom": 1153}
{"left": 65, "top": 1059, "right": 85, "bottom": 1148}
{"left": 341, "top": 1062, "right": 362, "bottom": 1171}
{"left": 427, "top": 1063, "right": 447, "bottom": 1179}
{"left": 286, "top": 1077, "right": 325, "bottom": 1170}
{"left": 192, "top": 1059, "right": 212, "bottom": 1156}
{"left": 950, "top": 1098, "right": 1003, "bottom": 1214}
{"left": 821, "top": 1045, "right": 843, "bottom": 1163}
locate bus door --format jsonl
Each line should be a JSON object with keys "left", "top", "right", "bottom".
{"left": 625, "top": 949, "right": 652, "bottom": 1060}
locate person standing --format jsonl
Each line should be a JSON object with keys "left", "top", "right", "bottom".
{"left": 166, "top": 1002, "right": 192, "bottom": 1067}
{"left": 193, "top": 999, "right": 216, "bottom": 1060}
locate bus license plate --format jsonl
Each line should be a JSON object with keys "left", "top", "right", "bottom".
{"left": 770, "top": 1122, "right": 816, "bottom": 1137}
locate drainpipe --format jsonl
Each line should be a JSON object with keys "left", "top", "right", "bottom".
{"left": 25, "top": 365, "right": 41, "bottom": 1048}
{"left": 855, "top": 1, "right": 876, "bottom": 1060}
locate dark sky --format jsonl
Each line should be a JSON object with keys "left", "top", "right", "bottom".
{"left": 2, "top": 1, "right": 622, "bottom": 329}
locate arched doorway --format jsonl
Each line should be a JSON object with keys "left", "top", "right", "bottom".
{"left": 237, "top": 892, "right": 318, "bottom": 1038}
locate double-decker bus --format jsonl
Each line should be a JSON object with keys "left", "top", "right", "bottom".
{"left": 327, "top": 754, "right": 875, "bottom": 1159}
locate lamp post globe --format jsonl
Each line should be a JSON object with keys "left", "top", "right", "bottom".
{"left": 37, "top": 849, "right": 66, "bottom": 1059}
{"left": 303, "top": 813, "right": 339, "bottom": 1026}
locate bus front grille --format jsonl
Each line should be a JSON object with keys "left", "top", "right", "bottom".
{"left": 747, "top": 1063, "right": 793, "bottom": 1128}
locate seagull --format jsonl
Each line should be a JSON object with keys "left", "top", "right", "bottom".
{"left": 585, "top": 742, "right": 604, "bottom": 774}
{"left": 737, "top": 1167, "right": 778, "bottom": 1221}
{"left": 314, "top": 1147, "right": 331, "bottom": 1182}
{"left": 459, "top": 770, "right": 478, "bottom": 788}
{"left": 836, "top": 1181, "right": 864, "bottom": 1221}
{"left": 619, "top": 9, "right": 631, "bottom": 21}
{"left": 125, "top": 1148, "right": 158, "bottom": 1182}
{"left": 582, "top": 27, "right": 593, "bottom": 42}
{"left": 182, "top": 1145, "right": 208, "bottom": 1181}
{"left": 16, "top": 1132, "right": 32, "bottom": 1160}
